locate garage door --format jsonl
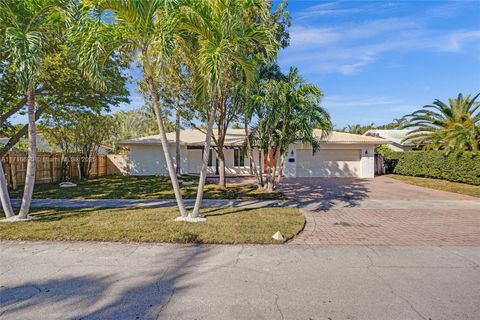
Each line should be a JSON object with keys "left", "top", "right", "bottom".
{"left": 296, "top": 149, "right": 361, "bottom": 177}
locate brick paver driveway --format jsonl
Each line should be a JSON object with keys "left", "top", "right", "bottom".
{"left": 281, "top": 176, "right": 480, "bottom": 245}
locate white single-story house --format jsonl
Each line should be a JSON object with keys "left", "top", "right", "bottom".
{"left": 119, "top": 129, "right": 388, "bottom": 178}
{"left": 364, "top": 129, "right": 423, "bottom": 152}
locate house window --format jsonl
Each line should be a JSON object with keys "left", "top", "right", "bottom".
{"left": 234, "top": 149, "right": 244, "bottom": 167}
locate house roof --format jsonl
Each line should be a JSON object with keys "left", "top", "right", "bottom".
{"left": 364, "top": 129, "right": 416, "bottom": 146}
{"left": 119, "top": 129, "right": 389, "bottom": 147}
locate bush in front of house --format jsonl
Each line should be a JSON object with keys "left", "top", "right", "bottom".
{"left": 393, "top": 151, "right": 480, "bottom": 185}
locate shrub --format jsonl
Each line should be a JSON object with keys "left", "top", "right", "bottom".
{"left": 393, "top": 151, "right": 480, "bottom": 185}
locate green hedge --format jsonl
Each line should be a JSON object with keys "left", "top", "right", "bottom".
{"left": 393, "top": 151, "right": 480, "bottom": 185}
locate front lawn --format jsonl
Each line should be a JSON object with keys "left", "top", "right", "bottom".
{"left": 0, "top": 207, "right": 304, "bottom": 244}
{"left": 386, "top": 174, "right": 480, "bottom": 198}
{"left": 8, "top": 175, "right": 285, "bottom": 200}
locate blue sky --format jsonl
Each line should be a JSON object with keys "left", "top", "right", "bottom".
{"left": 11, "top": 1, "right": 480, "bottom": 130}
{"left": 277, "top": 0, "right": 480, "bottom": 128}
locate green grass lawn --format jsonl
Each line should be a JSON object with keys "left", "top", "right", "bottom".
{"left": 8, "top": 175, "right": 285, "bottom": 200}
{"left": 0, "top": 207, "right": 304, "bottom": 244}
{"left": 386, "top": 174, "right": 480, "bottom": 198}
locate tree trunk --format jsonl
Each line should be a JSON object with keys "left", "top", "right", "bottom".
{"left": 0, "top": 85, "right": 45, "bottom": 126}
{"left": 0, "top": 104, "right": 48, "bottom": 159}
{"left": 191, "top": 102, "right": 217, "bottom": 218}
{"left": 265, "top": 146, "right": 273, "bottom": 190}
{"left": 274, "top": 152, "right": 286, "bottom": 190}
{"left": 217, "top": 147, "right": 226, "bottom": 190}
{"left": 18, "top": 88, "right": 37, "bottom": 219}
{"left": 175, "top": 96, "right": 181, "bottom": 176}
{"left": 269, "top": 145, "right": 281, "bottom": 192}
{"left": 0, "top": 161, "right": 14, "bottom": 218}
{"left": 259, "top": 149, "right": 265, "bottom": 188}
{"left": 147, "top": 77, "right": 188, "bottom": 217}
{"left": 244, "top": 121, "right": 260, "bottom": 185}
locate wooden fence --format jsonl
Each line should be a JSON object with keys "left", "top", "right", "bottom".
{"left": 1, "top": 152, "right": 128, "bottom": 189}
{"left": 374, "top": 154, "right": 385, "bottom": 175}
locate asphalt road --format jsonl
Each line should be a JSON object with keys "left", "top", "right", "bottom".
{"left": 1, "top": 241, "right": 479, "bottom": 320}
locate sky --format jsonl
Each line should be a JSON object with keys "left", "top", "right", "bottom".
{"left": 276, "top": 0, "right": 480, "bottom": 129}
{"left": 10, "top": 0, "right": 480, "bottom": 130}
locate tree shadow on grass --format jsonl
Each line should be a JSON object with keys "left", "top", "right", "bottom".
{"left": 0, "top": 246, "right": 210, "bottom": 320}
{"left": 203, "top": 207, "right": 257, "bottom": 217}
{"left": 19, "top": 206, "right": 120, "bottom": 222}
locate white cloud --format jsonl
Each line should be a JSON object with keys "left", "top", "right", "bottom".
{"left": 281, "top": 2, "right": 480, "bottom": 75}
{"left": 323, "top": 95, "right": 418, "bottom": 128}
{"left": 289, "top": 26, "right": 340, "bottom": 47}
{"left": 324, "top": 95, "right": 401, "bottom": 108}
{"left": 281, "top": 21, "right": 480, "bottom": 75}
{"left": 296, "top": 1, "right": 407, "bottom": 20}
{"left": 443, "top": 30, "right": 480, "bottom": 52}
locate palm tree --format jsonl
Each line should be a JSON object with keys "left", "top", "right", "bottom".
{"left": 181, "top": 0, "right": 276, "bottom": 218}
{"left": 0, "top": 0, "right": 61, "bottom": 219}
{"left": 343, "top": 124, "right": 374, "bottom": 135}
{"left": 252, "top": 67, "right": 332, "bottom": 191}
{"left": 404, "top": 93, "right": 480, "bottom": 153}
{"left": 86, "top": 0, "right": 189, "bottom": 217}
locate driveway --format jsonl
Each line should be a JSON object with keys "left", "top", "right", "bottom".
{"left": 281, "top": 176, "right": 480, "bottom": 245}
{"left": 1, "top": 241, "right": 479, "bottom": 320}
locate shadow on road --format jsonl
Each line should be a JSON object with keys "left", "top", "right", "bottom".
{"left": 0, "top": 246, "right": 210, "bottom": 320}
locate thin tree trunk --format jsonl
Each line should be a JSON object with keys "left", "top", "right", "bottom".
{"left": 265, "top": 145, "right": 273, "bottom": 190}
{"left": 217, "top": 148, "right": 226, "bottom": 190}
{"left": 275, "top": 152, "right": 286, "bottom": 190}
{"left": 0, "top": 85, "right": 45, "bottom": 126}
{"left": 270, "top": 145, "right": 281, "bottom": 192}
{"left": 0, "top": 162, "right": 14, "bottom": 218}
{"left": 175, "top": 96, "right": 181, "bottom": 176}
{"left": 244, "top": 121, "right": 259, "bottom": 185}
{"left": 259, "top": 149, "right": 264, "bottom": 188}
{"left": 216, "top": 128, "right": 226, "bottom": 190}
{"left": 147, "top": 77, "right": 188, "bottom": 217}
{"left": 18, "top": 88, "right": 37, "bottom": 219}
{"left": 191, "top": 101, "right": 217, "bottom": 218}
{"left": 0, "top": 104, "right": 48, "bottom": 159}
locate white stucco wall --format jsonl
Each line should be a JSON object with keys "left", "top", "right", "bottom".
{"left": 360, "top": 145, "right": 375, "bottom": 178}
{"left": 128, "top": 144, "right": 188, "bottom": 176}
{"left": 128, "top": 144, "right": 259, "bottom": 176}
{"left": 127, "top": 143, "right": 376, "bottom": 178}
{"left": 283, "top": 143, "right": 376, "bottom": 178}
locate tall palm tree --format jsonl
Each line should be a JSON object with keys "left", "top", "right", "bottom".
{"left": 252, "top": 67, "right": 332, "bottom": 190}
{"left": 85, "top": 0, "right": 189, "bottom": 217}
{"left": 0, "top": 0, "right": 61, "bottom": 219}
{"left": 404, "top": 93, "right": 480, "bottom": 153}
{"left": 180, "top": 0, "right": 276, "bottom": 218}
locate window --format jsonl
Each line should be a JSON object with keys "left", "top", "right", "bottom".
{"left": 208, "top": 149, "right": 213, "bottom": 167}
{"left": 234, "top": 149, "right": 244, "bottom": 167}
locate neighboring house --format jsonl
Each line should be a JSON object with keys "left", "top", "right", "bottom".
{"left": 364, "top": 129, "right": 423, "bottom": 152}
{"left": 119, "top": 129, "right": 388, "bottom": 178}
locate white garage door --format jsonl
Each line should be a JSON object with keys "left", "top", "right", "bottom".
{"left": 296, "top": 149, "right": 361, "bottom": 177}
